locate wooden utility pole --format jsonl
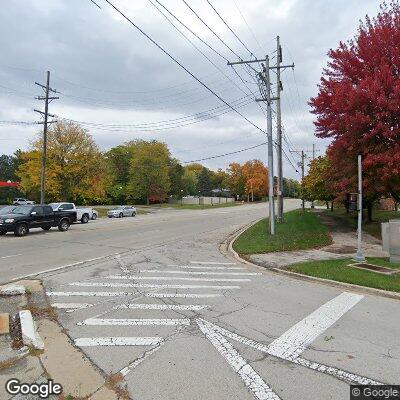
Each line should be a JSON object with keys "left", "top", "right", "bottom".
{"left": 34, "top": 71, "right": 58, "bottom": 204}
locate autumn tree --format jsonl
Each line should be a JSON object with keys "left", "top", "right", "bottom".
{"left": 242, "top": 160, "right": 268, "bottom": 200}
{"left": 310, "top": 2, "right": 400, "bottom": 220}
{"left": 302, "top": 156, "right": 336, "bottom": 209}
{"left": 17, "top": 122, "right": 109, "bottom": 204}
{"left": 127, "top": 140, "right": 171, "bottom": 204}
{"left": 181, "top": 168, "right": 197, "bottom": 195}
{"left": 225, "top": 162, "right": 246, "bottom": 199}
{"left": 168, "top": 159, "right": 184, "bottom": 198}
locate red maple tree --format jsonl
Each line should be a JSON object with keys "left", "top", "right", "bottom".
{"left": 310, "top": 1, "right": 400, "bottom": 219}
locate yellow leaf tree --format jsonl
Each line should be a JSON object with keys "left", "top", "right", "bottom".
{"left": 17, "top": 121, "right": 109, "bottom": 204}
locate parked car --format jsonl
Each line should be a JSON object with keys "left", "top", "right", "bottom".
{"left": 91, "top": 208, "right": 98, "bottom": 220}
{"left": 0, "top": 206, "right": 17, "bottom": 215}
{"left": 107, "top": 206, "right": 137, "bottom": 218}
{"left": 0, "top": 205, "right": 77, "bottom": 236}
{"left": 13, "top": 198, "right": 35, "bottom": 205}
{"left": 49, "top": 202, "right": 94, "bottom": 223}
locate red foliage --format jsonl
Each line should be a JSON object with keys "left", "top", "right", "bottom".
{"left": 310, "top": 1, "right": 400, "bottom": 202}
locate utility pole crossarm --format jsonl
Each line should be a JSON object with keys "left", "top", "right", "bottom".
{"left": 227, "top": 58, "right": 266, "bottom": 65}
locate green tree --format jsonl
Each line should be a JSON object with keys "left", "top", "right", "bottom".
{"left": 127, "top": 140, "right": 171, "bottom": 205}
{"left": 168, "top": 159, "right": 184, "bottom": 198}
{"left": 0, "top": 151, "right": 23, "bottom": 203}
{"left": 197, "top": 167, "right": 212, "bottom": 196}
{"left": 302, "top": 156, "right": 336, "bottom": 209}
{"left": 182, "top": 168, "right": 197, "bottom": 195}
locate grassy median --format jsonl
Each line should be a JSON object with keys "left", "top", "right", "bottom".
{"left": 233, "top": 209, "right": 331, "bottom": 254}
{"left": 287, "top": 257, "right": 400, "bottom": 292}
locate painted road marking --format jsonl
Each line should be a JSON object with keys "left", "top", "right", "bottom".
{"left": 75, "top": 337, "right": 163, "bottom": 346}
{"left": 115, "top": 255, "right": 130, "bottom": 274}
{"left": 0, "top": 254, "right": 22, "bottom": 259}
{"left": 171, "top": 265, "right": 245, "bottom": 270}
{"left": 138, "top": 270, "right": 260, "bottom": 276}
{"left": 190, "top": 261, "right": 236, "bottom": 265}
{"left": 146, "top": 293, "right": 222, "bottom": 299}
{"left": 51, "top": 303, "right": 93, "bottom": 312}
{"left": 47, "top": 291, "right": 136, "bottom": 297}
{"left": 267, "top": 292, "right": 363, "bottom": 361}
{"left": 197, "top": 319, "right": 280, "bottom": 400}
{"left": 115, "top": 303, "right": 207, "bottom": 311}
{"left": 106, "top": 275, "right": 251, "bottom": 283}
{"left": 197, "top": 318, "right": 383, "bottom": 386}
{"left": 78, "top": 318, "right": 190, "bottom": 326}
{"left": 70, "top": 282, "right": 241, "bottom": 290}
{"left": 120, "top": 343, "right": 164, "bottom": 377}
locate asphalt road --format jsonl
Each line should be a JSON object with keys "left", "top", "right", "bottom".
{"left": 2, "top": 200, "right": 399, "bottom": 400}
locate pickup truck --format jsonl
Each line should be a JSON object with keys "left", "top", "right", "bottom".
{"left": 49, "top": 202, "right": 93, "bottom": 224}
{"left": 0, "top": 205, "right": 77, "bottom": 236}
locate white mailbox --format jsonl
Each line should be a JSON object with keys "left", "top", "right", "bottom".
{"left": 381, "top": 222, "right": 390, "bottom": 253}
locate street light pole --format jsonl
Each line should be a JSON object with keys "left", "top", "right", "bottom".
{"left": 355, "top": 154, "right": 365, "bottom": 261}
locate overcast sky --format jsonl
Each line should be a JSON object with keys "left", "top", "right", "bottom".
{"left": 0, "top": 0, "right": 380, "bottom": 179}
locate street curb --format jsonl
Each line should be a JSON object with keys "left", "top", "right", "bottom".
{"left": 226, "top": 220, "right": 400, "bottom": 301}
{"left": 19, "top": 310, "right": 45, "bottom": 350}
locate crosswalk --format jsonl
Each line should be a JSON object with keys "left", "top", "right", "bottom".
{"left": 47, "top": 255, "right": 249, "bottom": 373}
{"left": 46, "top": 254, "right": 375, "bottom": 399}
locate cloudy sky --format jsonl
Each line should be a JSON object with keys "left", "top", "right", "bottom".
{"left": 0, "top": 0, "right": 380, "bottom": 179}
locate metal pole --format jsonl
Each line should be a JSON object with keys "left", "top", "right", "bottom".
{"left": 311, "top": 143, "right": 315, "bottom": 209}
{"left": 264, "top": 56, "right": 275, "bottom": 235}
{"left": 276, "top": 36, "right": 284, "bottom": 223}
{"left": 40, "top": 71, "right": 50, "bottom": 204}
{"left": 301, "top": 151, "right": 305, "bottom": 212}
{"left": 355, "top": 155, "right": 365, "bottom": 261}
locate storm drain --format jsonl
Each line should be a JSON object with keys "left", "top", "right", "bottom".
{"left": 348, "top": 263, "right": 399, "bottom": 275}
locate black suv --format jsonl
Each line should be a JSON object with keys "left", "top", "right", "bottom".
{"left": 0, "top": 205, "right": 77, "bottom": 237}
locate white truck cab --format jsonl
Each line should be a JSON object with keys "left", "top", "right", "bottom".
{"left": 49, "top": 202, "right": 94, "bottom": 224}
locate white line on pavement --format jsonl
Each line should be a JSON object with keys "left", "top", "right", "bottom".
{"left": 138, "top": 270, "right": 261, "bottom": 276}
{"left": 46, "top": 291, "right": 136, "bottom": 297}
{"left": 197, "top": 319, "right": 281, "bottom": 400}
{"left": 120, "top": 343, "right": 164, "bottom": 377}
{"left": 115, "top": 303, "right": 207, "bottom": 311}
{"left": 106, "top": 275, "right": 251, "bottom": 283}
{"left": 78, "top": 318, "right": 190, "bottom": 326}
{"left": 70, "top": 282, "right": 241, "bottom": 290}
{"left": 146, "top": 293, "right": 222, "bottom": 298}
{"left": 0, "top": 254, "right": 22, "bottom": 259}
{"left": 190, "top": 261, "right": 236, "bottom": 265}
{"left": 197, "top": 318, "right": 383, "bottom": 386}
{"left": 75, "top": 337, "right": 164, "bottom": 346}
{"left": 51, "top": 303, "right": 93, "bottom": 310}
{"left": 266, "top": 292, "right": 364, "bottom": 361}
{"left": 170, "top": 265, "right": 245, "bottom": 270}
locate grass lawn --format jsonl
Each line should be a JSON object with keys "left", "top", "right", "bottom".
{"left": 327, "top": 208, "right": 400, "bottom": 239}
{"left": 233, "top": 209, "right": 331, "bottom": 255}
{"left": 287, "top": 257, "right": 400, "bottom": 293}
{"left": 159, "top": 202, "right": 243, "bottom": 210}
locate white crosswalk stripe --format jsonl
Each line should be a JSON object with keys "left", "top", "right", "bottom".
{"left": 115, "top": 303, "right": 207, "bottom": 311}
{"left": 106, "top": 275, "right": 251, "bottom": 282}
{"left": 137, "top": 270, "right": 261, "bottom": 276}
{"left": 70, "top": 282, "right": 241, "bottom": 290}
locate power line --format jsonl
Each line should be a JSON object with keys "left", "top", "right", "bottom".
{"left": 99, "top": 0, "right": 266, "bottom": 136}
{"left": 205, "top": 0, "right": 254, "bottom": 57}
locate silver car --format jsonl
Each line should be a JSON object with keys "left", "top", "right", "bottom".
{"left": 107, "top": 206, "right": 137, "bottom": 218}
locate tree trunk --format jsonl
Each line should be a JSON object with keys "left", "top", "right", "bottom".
{"left": 331, "top": 201, "right": 334, "bottom": 212}
{"left": 367, "top": 203, "right": 373, "bottom": 223}
{"left": 325, "top": 201, "right": 329, "bottom": 209}
{"left": 146, "top": 196, "right": 149, "bottom": 206}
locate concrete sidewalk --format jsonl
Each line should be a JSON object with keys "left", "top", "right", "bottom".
{"left": 249, "top": 212, "right": 388, "bottom": 269}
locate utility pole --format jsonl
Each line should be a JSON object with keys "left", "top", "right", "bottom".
{"left": 263, "top": 56, "right": 275, "bottom": 235}
{"left": 34, "top": 71, "right": 58, "bottom": 204}
{"left": 227, "top": 52, "right": 293, "bottom": 235}
{"left": 290, "top": 149, "right": 313, "bottom": 212}
{"left": 276, "top": 36, "right": 283, "bottom": 223}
